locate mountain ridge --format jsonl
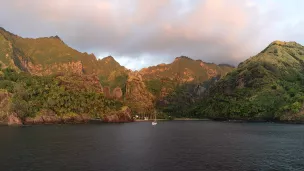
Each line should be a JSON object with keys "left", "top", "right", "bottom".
{"left": 0, "top": 27, "right": 234, "bottom": 72}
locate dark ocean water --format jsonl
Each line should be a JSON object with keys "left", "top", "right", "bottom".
{"left": 0, "top": 121, "right": 304, "bottom": 171}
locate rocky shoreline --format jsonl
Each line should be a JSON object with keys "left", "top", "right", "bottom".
{"left": 3, "top": 106, "right": 134, "bottom": 126}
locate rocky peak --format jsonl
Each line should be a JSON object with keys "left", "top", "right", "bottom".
{"left": 127, "top": 71, "right": 143, "bottom": 82}
{"left": 264, "top": 41, "right": 303, "bottom": 52}
{"left": 48, "top": 35, "right": 65, "bottom": 43}
{"left": 270, "top": 40, "right": 302, "bottom": 47}
{"left": 173, "top": 56, "right": 192, "bottom": 63}
{"left": 101, "top": 56, "right": 116, "bottom": 63}
{"left": 53, "top": 35, "right": 61, "bottom": 39}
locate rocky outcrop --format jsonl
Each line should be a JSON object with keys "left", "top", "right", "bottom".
{"left": 103, "top": 106, "right": 134, "bottom": 123}
{"left": 20, "top": 60, "right": 84, "bottom": 76}
{"left": 61, "top": 114, "right": 89, "bottom": 124}
{"left": 24, "top": 110, "right": 62, "bottom": 125}
{"left": 7, "top": 114, "right": 23, "bottom": 126}
{"left": 23, "top": 112, "right": 92, "bottom": 125}
{"left": 103, "top": 86, "right": 111, "bottom": 98}
{"left": 24, "top": 116, "right": 45, "bottom": 125}
{"left": 125, "top": 72, "right": 155, "bottom": 116}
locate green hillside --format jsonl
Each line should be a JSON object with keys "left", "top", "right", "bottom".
{"left": 193, "top": 41, "right": 304, "bottom": 121}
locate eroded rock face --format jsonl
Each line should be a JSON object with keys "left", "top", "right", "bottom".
{"left": 7, "top": 114, "right": 22, "bottom": 126}
{"left": 112, "top": 87, "right": 123, "bottom": 99}
{"left": 103, "top": 106, "right": 134, "bottom": 123}
{"left": 103, "top": 86, "right": 111, "bottom": 98}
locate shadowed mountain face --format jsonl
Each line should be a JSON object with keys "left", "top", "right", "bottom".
{"left": 193, "top": 41, "right": 304, "bottom": 121}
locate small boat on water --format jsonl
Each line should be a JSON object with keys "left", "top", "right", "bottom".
{"left": 152, "top": 111, "right": 157, "bottom": 126}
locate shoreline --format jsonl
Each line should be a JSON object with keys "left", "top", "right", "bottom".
{"left": 134, "top": 118, "right": 210, "bottom": 122}
{"left": 1, "top": 118, "right": 304, "bottom": 126}
{"left": 212, "top": 118, "right": 304, "bottom": 124}
{"left": 135, "top": 118, "right": 304, "bottom": 124}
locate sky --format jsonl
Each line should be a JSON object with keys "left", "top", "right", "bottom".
{"left": 1, "top": 0, "right": 304, "bottom": 70}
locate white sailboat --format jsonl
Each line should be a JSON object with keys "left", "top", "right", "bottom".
{"left": 152, "top": 111, "right": 157, "bottom": 126}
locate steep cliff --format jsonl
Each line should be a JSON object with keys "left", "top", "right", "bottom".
{"left": 125, "top": 72, "right": 155, "bottom": 117}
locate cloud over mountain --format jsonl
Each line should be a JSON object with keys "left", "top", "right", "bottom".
{"left": 1, "top": 0, "right": 304, "bottom": 69}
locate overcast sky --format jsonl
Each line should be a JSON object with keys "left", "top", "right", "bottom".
{"left": 1, "top": 0, "right": 304, "bottom": 70}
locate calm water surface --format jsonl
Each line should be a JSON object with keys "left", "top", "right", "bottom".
{"left": 0, "top": 121, "right": 304, "bottom": 171}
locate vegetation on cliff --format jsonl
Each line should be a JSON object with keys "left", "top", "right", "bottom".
{"left": 158, "top": 76, "right": 221, "bottom": 118}
{"left": 0, "top": 68, "right": 123, "bottom": 123}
